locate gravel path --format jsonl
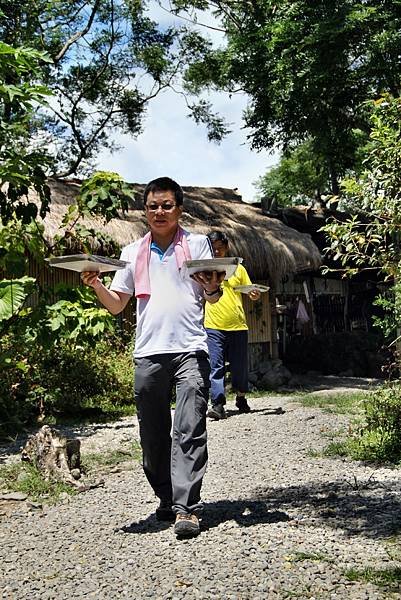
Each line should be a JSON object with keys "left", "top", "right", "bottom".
{"left": 1, "top": 387, "right": 401, "bottom": 599}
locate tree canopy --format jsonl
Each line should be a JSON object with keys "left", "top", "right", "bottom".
{"left": 0, "top": 0, "right": 196, "bottom": 177}
{"left": 322, "top": 96, "right": 401, "bottom": 342}
{"left": 171, "top": 0, "right": 401, "bottom": 194}
{"left": 255, "top": 141, "right": 331, "bottom": 207}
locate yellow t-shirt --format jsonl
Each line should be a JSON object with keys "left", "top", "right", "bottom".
{"left": 204, "top": 263, "right": 252, "bottom": 331}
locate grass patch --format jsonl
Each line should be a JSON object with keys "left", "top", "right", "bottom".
{"left": 321, "top": 441, "right": 351, "bottom": 457}
{"left": 289, "top": 551, "right": 334, "bottom": 563}
{"left": 0, "top": 443, "right": 142, "bottom": 503}
{"left": 297, "top": 391, "right": 369, "bottom": 414}
{"left": 0, "top": 462, "right": 77, "bottom": 503}
{"left": 320, "top": 427, "right": 347, "bottom": 439}
{"left": 344, "top": 566, "right": 401, "bottom": 590}
{"left": 82, "top": 442, "right": 141, "bottom": 473}
{"left": 306, "top": 448, "right": 321, "bottom": 458}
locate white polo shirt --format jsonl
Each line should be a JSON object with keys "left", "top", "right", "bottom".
{"left": 110, "top": 230, "right": 212, "bottom": 358}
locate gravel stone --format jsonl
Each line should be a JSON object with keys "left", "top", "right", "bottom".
{"left": 1, "top": 380, "right": 401, "bottom": 599}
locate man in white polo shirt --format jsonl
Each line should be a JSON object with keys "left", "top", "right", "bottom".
{"left": 81, "top": 176, "right": 224, "bottom": 538}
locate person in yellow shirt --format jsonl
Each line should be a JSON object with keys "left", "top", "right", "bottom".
{"left": 205, "top": 231, "right": 261, "bottom": 420}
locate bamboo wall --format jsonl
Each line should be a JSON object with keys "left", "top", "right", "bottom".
{"left": 242, "top": 281, "right": 272, "bottom": 345}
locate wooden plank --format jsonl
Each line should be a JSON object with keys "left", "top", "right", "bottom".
{"left": 242, "top": 281, "right": 271, "bottom": 344}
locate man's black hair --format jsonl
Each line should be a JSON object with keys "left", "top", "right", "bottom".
{"left": 207, "top": 230, "right": 229, "bottom": 245}
{"left": 143, "top": 177, "right": 184, "bottom": 206}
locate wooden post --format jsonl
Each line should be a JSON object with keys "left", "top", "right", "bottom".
{"left": 270, "top": 286, "right": 279, "bottom": 359}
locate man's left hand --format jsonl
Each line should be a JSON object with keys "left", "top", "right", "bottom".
{"left": 191, "top": 270, "right": 225, "bottom": 292}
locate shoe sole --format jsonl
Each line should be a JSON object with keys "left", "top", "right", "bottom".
{"left": 207, "top": 409, "right": 227, "bottom": 420}
{"left": 207, "top": 412, "right": 222, "bottom": 420}
{"left": 174, "top": 523, "right": 200, "bottom": 537}
{"left": 236, "top": 402, "right": 250, "bottom": 413}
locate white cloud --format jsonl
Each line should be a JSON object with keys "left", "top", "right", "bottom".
{"left": 95, "top": 3, "right": 279, "bottom": 202}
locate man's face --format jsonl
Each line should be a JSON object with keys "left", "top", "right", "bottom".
{"left": 145, "top": 190, "right": 183, "bottom": 237}
{"left": 212, "top": 240, "right": 228, "bottom": 258}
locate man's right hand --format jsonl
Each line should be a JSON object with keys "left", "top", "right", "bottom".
{"left": 80, "top": 270, "right": 102, "bottom": 289}
{"left": 80, "top": 271, "right": 130, "bottom": 315}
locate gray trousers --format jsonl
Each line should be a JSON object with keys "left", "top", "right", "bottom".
{"left": 134, "top": 351, "right": 210, "bottom": 514}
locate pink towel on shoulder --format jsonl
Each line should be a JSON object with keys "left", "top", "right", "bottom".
{"left": 134, "top": 226, "right": 192, "bottom": 298}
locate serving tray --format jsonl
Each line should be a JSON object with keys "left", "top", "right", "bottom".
{"left": 233, "top": 284, "right": 270, "bottom": 294}
{"left": 47, "top": 254, "right": 129, "bottom": 273}
{"left": 183, "top": 257, "right": 243, "bottom": 280}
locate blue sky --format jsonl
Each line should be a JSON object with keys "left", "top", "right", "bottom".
{"left": 96, "top": 3, "right": 279, "bottom": 203}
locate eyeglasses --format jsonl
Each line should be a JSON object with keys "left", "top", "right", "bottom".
{"left": 145, "top": 202, "right": 177, "bottom": 212}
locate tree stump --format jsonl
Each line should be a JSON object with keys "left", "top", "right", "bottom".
{"left": 21, "top": 425, "right": 82, "bottom": 485}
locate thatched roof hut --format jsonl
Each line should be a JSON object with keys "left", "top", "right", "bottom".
{"left": 38, "top": 178, "right": 322, "bottom": 284}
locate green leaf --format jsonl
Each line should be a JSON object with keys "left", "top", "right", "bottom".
{"left": 0, "top": 277, "right": 35, "bottom": 322}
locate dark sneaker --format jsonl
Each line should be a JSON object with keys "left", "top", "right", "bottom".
{"left": 235, "top": 396, "right": 251, "bottom": 413}
{"left": 155, "top": 500, "right": 175, "bottom": 522}
{"left": 207, "top": 403, "right": 226, "bottom": 420}
{"left": 174, "top": 513, "right": 200, "bottom": 537}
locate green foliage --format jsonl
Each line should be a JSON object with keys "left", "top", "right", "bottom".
{"left": 0, "top": 42, "right": 52, "bottom": 225}
{"left": 82, "top": 443, "right": 141, "bottom": 473}
{"left": 372, "top": 281, "right": 401, "bottom": 342}
{"left": 0, "top": 331, "right": 135, "bottom": 438}
{"left": 289, "top": 551, "right": 334, "bottom": 564}
{"left": 322, "top": 97, "right": 401, "bottom": 348}
{"left": 323, "top": 97, "right": 401, "bottom": 280}
{"left": 298, "top": 391, "right": 367, "bottom": 415}
{"left": 0, "top": 276, "right": 35, "bottom": 322}
{"left": 347, "top": 382, "right": 401, "bottom": 463}
{"left": 344, "top": 566, "right": 401, "bottom": 590}
{"left": 0, "top": 462, "right": 77, "bottom": 503}
{"left": 0, "top": 218, "right": 46, "bottom": 276}
{"left": 320, "top": 441, "right": 350, "bottom": 458}
{"left": 77, "top": 171, "right": 134, "bottom": 222}
{"left": 175, "top": 0, "right": 401, "bottom": 192}
{"left": 0, "top": 38, "right": 139, "bottom": 440}
{"left": 315, "top": 382, "right": 401, "bottom": 464}
{"left": 46, "top": 300, "right": 113, "bottom": 341}
{"left": 255, "top": 141, "right": 331, "bottom": 207}
{"left": 0, "top": 1, "right": 189, "bottom": 177}
{"left": 187, "top": 99, "right": 231, "bottom": 142}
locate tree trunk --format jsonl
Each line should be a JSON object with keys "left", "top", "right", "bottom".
{"left": 21, "top": 425, "right": 81, "bottom": 485}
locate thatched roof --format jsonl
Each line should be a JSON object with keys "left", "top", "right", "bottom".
{"left": 36, "top": 178, "right": 322, "bottom": 284}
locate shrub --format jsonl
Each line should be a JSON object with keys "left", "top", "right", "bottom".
{"left": 0, "top": 331, "right": 135, "bottom": 439}
{"left": 348, "top": 382, "right": 401, "bottom": 463}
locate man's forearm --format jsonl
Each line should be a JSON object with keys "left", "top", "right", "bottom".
{"left": 94, "top": 283, "right": 127, "bottom": 314}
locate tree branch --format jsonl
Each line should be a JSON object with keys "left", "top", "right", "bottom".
{"left": 53, "top": 0, "right": 101, "bottom": 64}
{"left": 158, "top": 1, "right": 226, "bottom": 33}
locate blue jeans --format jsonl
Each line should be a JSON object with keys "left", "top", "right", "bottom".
{"left": 206, "top": 328, "right": 249, "bottom": 405}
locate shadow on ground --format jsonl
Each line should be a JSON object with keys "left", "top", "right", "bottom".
{"left": 117, "top": 500, "right": 290, "bottom": 536}
{"left": 118, "top": 476, "right": 401, "bottom": 539}
{"left": 252, "top": 477, "right": 401, "bottom": 540}
{"left": 224, "top": 407, "right": 285, "bottom": 418}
